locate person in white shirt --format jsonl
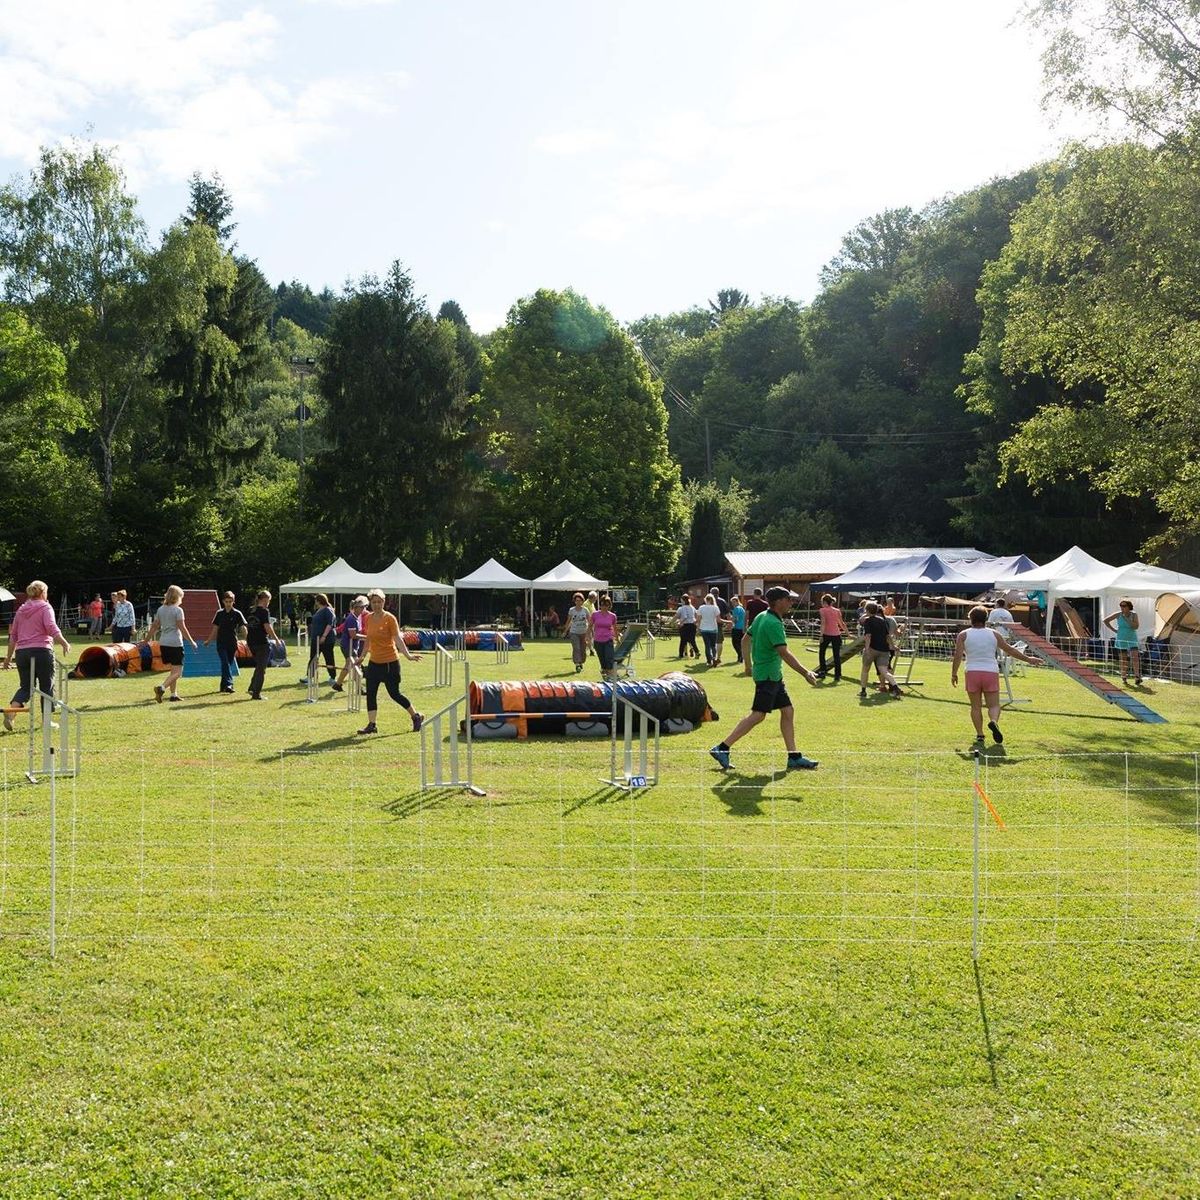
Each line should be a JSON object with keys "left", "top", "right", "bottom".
{"left": 675, "top": 597, "right": 699, "bottom": 659}
{"left": 696, "top": 593, "right": 722, "bottom": 666}
{"left": 951, "top": 606, "right": 1037, "bottom": 745}
{"left": 986, "top": 598, "right": 1017, "bottom": 633}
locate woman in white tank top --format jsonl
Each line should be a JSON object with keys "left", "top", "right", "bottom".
{"left": 951, "top": 606, "right": 1037, "bottom": 746}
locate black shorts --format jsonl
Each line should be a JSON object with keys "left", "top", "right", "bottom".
{"left": 751, "top": 678, "right": 792, "bottom": 713}
{"left": 160, "top": 644, "right": 184, "bottom": 666}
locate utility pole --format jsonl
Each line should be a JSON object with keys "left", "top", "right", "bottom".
{"left": 705, "top": 418, "right": 712, "bottom": 479}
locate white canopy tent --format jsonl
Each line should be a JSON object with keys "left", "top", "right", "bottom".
{"left": 991, "top": 545, "right": 1116, "bottom": 636}
{"left": 1058, "top": 562, "right": 1200, "bottom": 644}
{"left": 0, "top": 586, "right": 14, "bottom": 602}
{"left": 278, "top": 557, "right": 374, "bottom": 594}
{"left": 279, "top": 556, "right": 453, "bottom": 626}
{"left": 453, "top": 558, "right": 532, "bottom": 630}
{"left": 529, "top": 560, "right": 609, "bottom": 638}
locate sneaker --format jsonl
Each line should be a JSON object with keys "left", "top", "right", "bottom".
{"left": 330, "top": 682, "right": 344, "bottom": 692}
{"left": 988, "top": 720, "right": 1004, "bottom": 744}
{"left": 973, "top": 733, "right": 986, "bottom": 743}
{"left": 168, "top": 695, "right": 182, "bottom": 703}
{"left": 787, "top": 754, "right": 819, "bottom": 770}
{"left": 357, "top": 723, "right": 378, "bottom": 735}
{"left": 889, "top": 683, "right": 902, "bottom": 697}
{"left": 709, "top": 746, "right": 731, "bottom": 771}
{"left": 411, "top": 711, "right": 424, "bottom": 733}
{"left": 154, "top": 685, "right": 164, "bottom": 704}
{"left": 858, "top": 688, "right": 867, "bottom": 699}
{"left": 2, "top": 711, "right": 13, "bottom": 732}
{"left": 250, "top": 694, "right": 264, "bottom": 701}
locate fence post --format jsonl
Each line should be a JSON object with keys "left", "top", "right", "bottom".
{"left": 972, "top": 752, "right": 981, "bottom": 962}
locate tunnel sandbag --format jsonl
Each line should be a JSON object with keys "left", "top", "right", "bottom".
{"left": 468, "top": 671, "right": 712, "bottom": 737}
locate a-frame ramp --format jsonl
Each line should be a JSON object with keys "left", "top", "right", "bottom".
{"left": 1008, "top": 624, "right": 1167, "bottom": 724}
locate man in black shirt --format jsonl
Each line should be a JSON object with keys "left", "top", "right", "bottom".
{"left": 859, "top": 601, "right": 900, "bottom": 699}
{"left": 245, "top": 590, "right": 278, "bottom": 700}
{"left": 205, "top": 591, "right": 247, "bottom": 694}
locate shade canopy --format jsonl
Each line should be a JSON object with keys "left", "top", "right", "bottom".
{"left": 990, "top": 545, "right": 1113, "bottom": 592}
{"left": 279, "top": 557, "right": 374, "bottom": 594}
{"left": 943, "top": 553, "right": 1038, "bottom": 582}
{"left": 0, "top": 586, "right": 14, "bottom": 602}
{"left": 454, "top": 558, "right": 532, "bottom": 588}
{"left": 530, "top": 560, "right": 608, "bottom": 591}
{"left": 818, "top": 553, "right": 991, "bottom": 594}
{"left": 364, "top": 557, "right": 454, "bottom": 595}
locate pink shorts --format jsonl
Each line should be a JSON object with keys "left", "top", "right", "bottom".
{"left": 965, "top": 670, "right": 999, "bottom": 695}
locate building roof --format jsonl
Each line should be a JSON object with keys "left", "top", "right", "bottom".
{"left": 725, "top": 548, "right": 987, "bottom": 579}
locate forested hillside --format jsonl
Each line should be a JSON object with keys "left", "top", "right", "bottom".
{"left": 1, "top": 1, "right": 1196, "bottom": 592}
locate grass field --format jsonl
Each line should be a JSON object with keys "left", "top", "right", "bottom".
{"left": 1, "top": 636, "right": 1199, "bottom": 1198}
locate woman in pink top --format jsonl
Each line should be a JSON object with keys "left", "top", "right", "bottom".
{"left": 588, "top": 594, "right": 621, "bottom": 680}
{"left": 815, "top": 592, "right": 849, "bottom": 683}
{"left": 3, "top": 580, "right": 71, "bottom": 730}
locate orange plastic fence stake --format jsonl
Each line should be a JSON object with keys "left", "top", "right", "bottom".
{"left": 973, "top": 781, "right": 1006, "bottom": 830}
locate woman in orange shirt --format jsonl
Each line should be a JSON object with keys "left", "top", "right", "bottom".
{"left": 353, "top": 589, "right": 424, "bottom": 735}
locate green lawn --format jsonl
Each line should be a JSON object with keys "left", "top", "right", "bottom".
{"left": 1, "top": 638, "right": 1198, "bottom": 1197}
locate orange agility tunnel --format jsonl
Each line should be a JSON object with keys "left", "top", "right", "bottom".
{"left": 73, "top": 640, "right": 256, "bottom": 679}
{"left": 468, "top": 671, "right": 715, "bottom": 738}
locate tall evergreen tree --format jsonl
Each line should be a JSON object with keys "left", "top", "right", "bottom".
{"left": 685, "top": 497, "right": 725, "bottom": 579}
{"left": 310, "top": 262, "right": 477, "bottom": 570}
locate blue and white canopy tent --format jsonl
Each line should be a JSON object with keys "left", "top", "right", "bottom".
{"left": 817, "top": 553, "right": 993, "bottom": 594}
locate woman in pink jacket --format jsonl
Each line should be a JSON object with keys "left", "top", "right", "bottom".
{"left": 3, "top": 580, "right": 71, "bottom": 730}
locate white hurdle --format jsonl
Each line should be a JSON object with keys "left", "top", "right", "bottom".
{"left": 434, "top": 643, "right": 455, "bottom": 688}
{"left": 452, "top": 632, "right": 467, "bottom": 663}
{"left": 495, "top": 632, "right": 510, "bottom": 667}
{"left": 345, "top": 664, "right": 362, "bottom": 713}
{"left": 601, "top": 689, "right": 660, "bottom": 791}
{"left": 419, "top": 663, "right": 485, "bottom": 796}
{"left": 26, "top": 688, "right": 81, "bottom": 785}
{"left": 643, "top": 629, "right": 656, "bottom": 661}
{"left": 304, "top": 652, "right": 319, "bottom": 703}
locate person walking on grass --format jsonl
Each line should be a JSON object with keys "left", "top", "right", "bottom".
{"left": 710, "top": 586, "right": 820, "bottom": 773}
{"left": 589, "top": 593, "right": 620, "bottom": 680}
{"left": 697, "top": 592, "right": 721, "bottom": 666}
{"left": 951, "top": 605, "right": 1038, "bottom": 745}
{"left": 354, "top": 589, "right": 423, "bottom": 735}
{"left": 676, "top": 595, "right": 699, "bottom": 659}
{"left": 2, "top": 581, "right": 70, "bottom": 731}
{"left": 111, "top": 589, "right": 136, "bottom": 643}
{"left": 205, "top": 591, "right": 247, "bottom": 694}
{"left": 147, "top": 584, "right": 198, "bottom": 703}
{"left": 331, "top": 596, "right": 367, "bottom": 693}
{"left": 741, "top": 587, "right": 768, "bottom": 676}
{"left": 858, "top": 601, "right": 901, "bottom": 699}
{"left": 729, "top": 594, "right": 746, "bottom": 665}
{"left": 1102, "top": 598, "right": 1142, "bottom": 685}
{"left": 245, "top": 590, "right": 279, "bottom": 700}
{"left": 815, "top": 593, "right": 849, "bottom": 682}
{"left": 304, "top": 593, "right": 338, "bottom": 686}
{"left": 566, "top": 592, "right": 590, "bottom": 674}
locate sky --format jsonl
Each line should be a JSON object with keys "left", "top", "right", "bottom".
{"left": 0, "top": 0, "right": 1086, "bottom": 332}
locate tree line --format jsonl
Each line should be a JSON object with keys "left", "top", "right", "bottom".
{"left": 1, "top": 0, "right": 1196, "bottom": 600}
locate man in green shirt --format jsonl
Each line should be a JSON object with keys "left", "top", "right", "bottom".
{"left": 710, "top": 586, "right": 819, "bottom": 772}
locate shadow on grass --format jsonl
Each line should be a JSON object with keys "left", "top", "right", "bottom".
{"left": 973, "top": 959, "right": 999, "bottom": 1089}
{"left": 263, "top": 733, "right": 382, "bottom": 758}
{"left": 383, "top": 790, "right": 451, "bottom": 820}
{"left": 711, "top": 772, "right": 812, "bottom": 817}
{"left": 562, "top": 786, "right": 634, "bottom": 815}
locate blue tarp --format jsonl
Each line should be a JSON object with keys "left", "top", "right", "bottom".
{"left": 817, "top": 553, "right": 1033, "bottom": 593}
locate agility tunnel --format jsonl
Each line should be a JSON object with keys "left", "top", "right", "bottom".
{"left": 402, "top": 630, "right": 522, "bottom": 651}
{"left": 468, "top": 671, "right": 714, "bottom": 738}
{"left": 72, "top": 640, "right": 263, "bottom": 679}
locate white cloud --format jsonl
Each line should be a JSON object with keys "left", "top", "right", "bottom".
{"left": 533, "top": 128, "right": 617, "bottom": 156}
{"left": 0, "top": 1, "right": 406, "bottom": 202}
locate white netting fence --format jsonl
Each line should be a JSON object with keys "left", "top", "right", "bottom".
{"left": 1, "top": 746, "right": 1197, "bottom": 955}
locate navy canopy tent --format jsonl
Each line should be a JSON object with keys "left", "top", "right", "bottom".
{"left": 817, "top": 553, "right": 994, "bottom": 593}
